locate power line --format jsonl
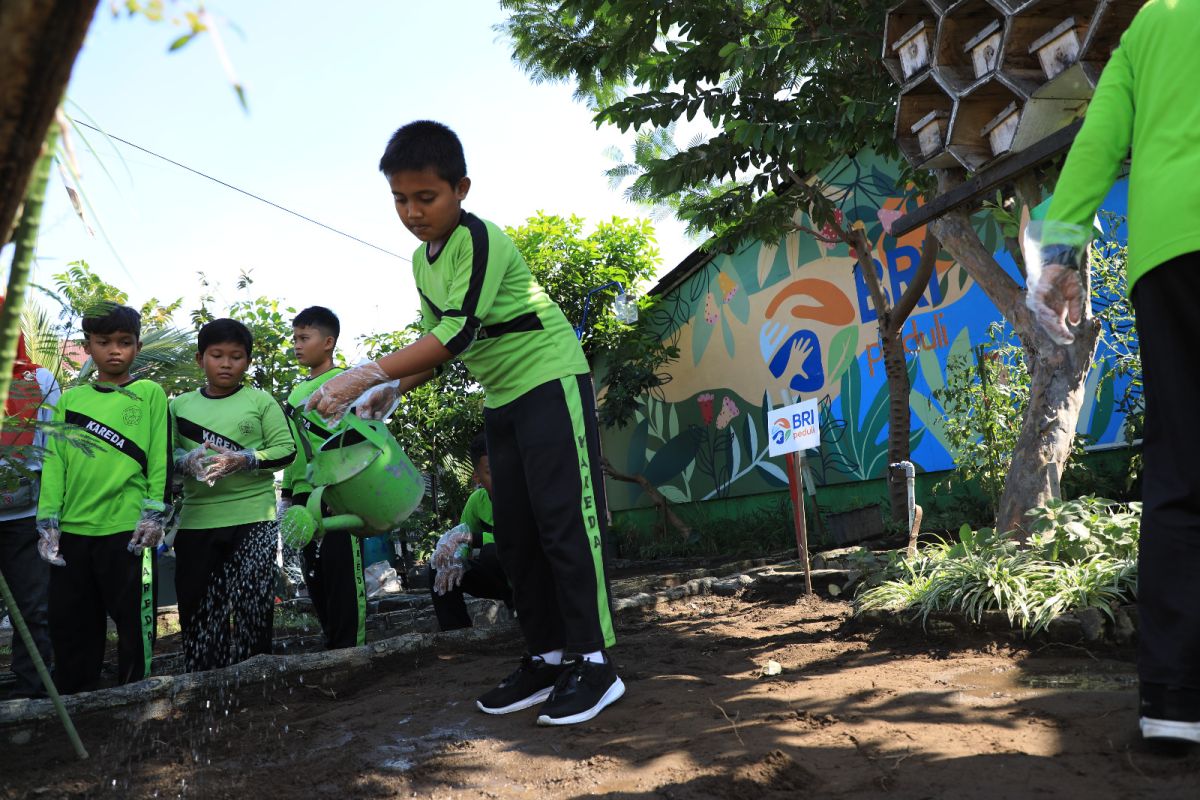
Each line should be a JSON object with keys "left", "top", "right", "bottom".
{"left": 69, "top": 118, "right": 410, "bottom": 262}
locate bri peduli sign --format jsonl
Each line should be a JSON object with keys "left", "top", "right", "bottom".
{"left": 767, "top": 398, "right": 821, "bottom": 457}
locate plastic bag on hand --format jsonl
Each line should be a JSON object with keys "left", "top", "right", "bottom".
{"left": 305, "top": 361, "right": 390, "bottom": 426}
{"left": 431, "top": 523, "right": 472, "bottom": 571}
{"left": 1022, "top": 220, "right": 1092, "bottom": 345}
{"left": 355, "top": 380, "right": 402, "bottom": 421}
{"left": 174, "top": 446, "right": 210, "bottom": 480}
{"left": 129, "top": 509, "right": 166, "bottom": 552}
{"left": 36, "top": 517, "right": 65, "bottom": 566}
{"left": 201, "top": 448, "right": 257, "bottom": 484}
{"left": 433, "top": 564, "right": 464, "bottom": 596}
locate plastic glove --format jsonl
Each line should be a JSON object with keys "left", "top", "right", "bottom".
{"left": 36, "top": 517, "right": 65, "bottom": 566}
{"left": 433, "top": 564, "right": 464, "bottom": 596}
{"left": 305, "top": 361, "right": 390, "bottom": 425}
{"left": 128, "top": 510, "right": 166, "bottom": 552}
{"left": 174, "top": 446, "right": 210, "bottom": 480}
{"left": 355, "top": 380, "right": 402, "bottom": 421}
{"left": 1022, "top": 220, "right": 1091, "bottom": 346}
{"left": 431, "top": 523, "right": 472, "bottom": 571}
{"left": 276, "top": 497, "right": 292, "bottom": 522}
{"left": 201, "top": 447, "right": 258, "bottom": 484}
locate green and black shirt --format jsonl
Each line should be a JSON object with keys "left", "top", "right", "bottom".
{"left": 413, "top": 212, "right": 590, "bottom": 408}
{"left": 38, "top": 380, "right": 170, "bottom": 536}
{"left": 281, "top": 366, "right": 346, "bottom": 499}
{"left": 170, "top": 385, "right": 296, "bottom": 530}
{"left": 460, "top": 487, "right": 494, "bottom": 549}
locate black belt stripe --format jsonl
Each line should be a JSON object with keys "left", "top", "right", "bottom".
{"left": 283, "top": 403, "right": 336, "bottom": 441}
{"left": 174, "top": 416, "right": 247, "bottom": 453}
{"left": 65, "top": 411, "right": 148, "bottom": 475}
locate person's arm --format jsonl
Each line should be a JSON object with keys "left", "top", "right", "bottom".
{"left": 254, "top": 397, "right": 297, "bottom": 470}
{"left": 1043, "top": 39, "right": 1135, "bottom": 232}
{"left": 143, "top": 386, "right": 170, "bottom": 513}
{"left": 35, "top": 395, "right": 67, "bottom": 521}
{"left": 280, "top": 412, "right": 309, "bottom": 499}
{"left": 460, "top": 490, "right": 485, "bottom": 549}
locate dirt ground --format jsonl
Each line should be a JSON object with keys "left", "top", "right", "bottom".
{"left": 3, "top": 590, "right": 1199, "bottom": 799}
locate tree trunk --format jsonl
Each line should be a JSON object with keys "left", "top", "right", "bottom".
{"left": 0, "top": 1, "right": 98, "bottom": 246}
{"left": 930, "top": 186, "right": 1099, "bottom": 536}
{"left": 996, "top": 316, "right": 1099, "bottom": 535}
{"left": 880, "top": 321, "right": 912, "bottom": 521}
{"left": 0, "top": 123, "right": 58, "bottom": 435}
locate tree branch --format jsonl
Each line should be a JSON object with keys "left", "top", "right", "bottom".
{"left": 891, "top": 233, "right": 940, "bottom": 326}
{"left": 850, "top": 225, "right": 892, "bottom": 329}
{"left": 602, "top": 457, "right": 694, "bottom": 541}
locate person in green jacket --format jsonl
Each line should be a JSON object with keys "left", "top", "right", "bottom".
{"left": 37, "top": 304, "right": 169, "bottom": 694}
{"left": 1028, "top": 0, "right": 1200, "bottom": 744}
{"left": 171, "top": 318, "right": 296, "bottom": 672}
{"left": 428, "top": 431, "right": 513, "bottom": 630}
{"left": 279, "top": 305, "right": 367, "bottom": 650}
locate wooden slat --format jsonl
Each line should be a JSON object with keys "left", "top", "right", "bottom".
{"left": 889, "top": 119, "right": 1083, "bottom": 237}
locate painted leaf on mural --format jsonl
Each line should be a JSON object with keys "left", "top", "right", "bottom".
{"left": 659, "top": 485, "right": 688, "bottom": 504}
{"left": 692, "top": 301, "right": 715, "bottom": 365}
{"left": 643, "top": 427, "right": 702, "bottom": 486}
{"left": 757, "top": 242, "right": 779, "bottom": 290}
{"left": 721, "top": 312, "right": 736, "bottom": 358}
{"left": 756, "top": 461, "right": 789, "bottom": 487}
{"left": 625, "top": 416, "right": 650, "bottom": 505}
{"left": 1081, "top": 365, "right": 1115, "bottom": 444}
{"left": 824, "top": 325, "right": 858, "bottom": 387}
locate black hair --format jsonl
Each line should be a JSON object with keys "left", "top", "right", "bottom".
{"left": 293, "top": 306, "right": 340, "bottom": 342}
{"left": 378, "top": 120, "right": 467, "bottom": 184}
{"left": 197, "top": 318, "right": 254, "bottom": 358}
{"left": 469, "top": 432, "right": 488, "bottom": 467}
{"left": 81, "top": 304, "right": 141, "bottom": 339}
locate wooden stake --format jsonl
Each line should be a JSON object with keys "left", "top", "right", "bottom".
{"left": 785, "top": 452, "right": 813, "bottom": 595}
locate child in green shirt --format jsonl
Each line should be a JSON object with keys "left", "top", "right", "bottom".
{"left": 429, "top": 432, "right": 512, "bottom": 630}
{"left": 308, "top": 121, "right": 622, "bottom": 726}
{"left": 279, "top": 305, "right": 366, "bottom": 650}
{"left": 170, "top": 318, "right": 295, "bottom": 671}
{"left": 38, "top": 304, "right": 169, "bottom": 694}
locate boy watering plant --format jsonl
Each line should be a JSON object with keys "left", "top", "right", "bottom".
{"left": 37, "top": 304, "right": 168, "bottom": 693}
{"left": 308, "top": 120, "right": 622, "bottom": 726}
{"left": 171, "top": 318, "right": 295, "bottom": 672}
{"left": 279, "top": 305, "right": 367, "bottom": 649}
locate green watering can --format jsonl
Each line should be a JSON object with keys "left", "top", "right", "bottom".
{"left": 281, "top": 413, "right": 424, "bottom": 549}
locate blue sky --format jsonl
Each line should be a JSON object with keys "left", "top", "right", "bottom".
{"left": 11, "top": 1, "right": 692, "bottom": 356}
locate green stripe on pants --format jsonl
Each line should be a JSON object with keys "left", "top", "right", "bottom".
{"left": 353, "top": 535, "right": 366, "bottom": 646}
{"left": 140, "top": 547, "right": 154, "bottom": 678}
{"left": 559, "top": 376, "right": 616, "bottom": 649}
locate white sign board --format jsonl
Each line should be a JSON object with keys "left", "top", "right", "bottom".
{"left": 767, "top": 398, "right": 820, "bottom": 457}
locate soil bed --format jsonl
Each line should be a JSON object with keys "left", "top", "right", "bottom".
{"left": 4, "top": 582, "right": 1198, "bottom": 799}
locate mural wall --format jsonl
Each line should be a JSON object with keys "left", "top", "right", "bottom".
{"left": 604, "top": 152, "right": 1131, "bottom": 512}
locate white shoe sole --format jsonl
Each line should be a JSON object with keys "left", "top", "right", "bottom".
{"left": 476, "top": 687, "right": 553, "bottom": 716}
{"left": 1140, "top": 716, "right": 1200, "bottom": 744}
{"left": 536, "top": 677, "right": 626, "bottom": 726}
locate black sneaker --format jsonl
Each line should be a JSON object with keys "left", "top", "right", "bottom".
{"left": 476, "top": 655, "right": 568, "bottom": 715}
{"left": 1140, "top": 683, "right": 1200, "bottom": 744}
{"left": 536, "top": 653, "right": 625, "bottom": 726}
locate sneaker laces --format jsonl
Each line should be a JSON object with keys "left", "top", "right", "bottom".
{"left": 553, "top": 658, "right": 588, "bottom": 693}
{"left": 500, "top": 654, "right": 541, "bottom": 687}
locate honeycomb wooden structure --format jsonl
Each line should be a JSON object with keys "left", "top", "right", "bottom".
{"left": 885, "top": 0, "right": 1143, "bottom": 172}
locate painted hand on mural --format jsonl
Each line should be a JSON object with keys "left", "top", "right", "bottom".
{"left": 763, "top": 327, "right": 825, "bottom": 394}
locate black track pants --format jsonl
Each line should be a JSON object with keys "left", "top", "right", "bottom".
{"left": 0, "top": 516, "right": 53, "bottom": 696}
{"left": 1132, "top": 253, "right": 1200, "bottom": 689}
{"left": 301, "top": 530, "right": 366, "bottom": 649}
{"left": 484, "top": 374, "right": 615, "bottom": 655}
{"left": 48, "top": 531, "right": 156, "bottom": 694}
{"left": 174, "top": 522, "right": 276, "bottom": 672}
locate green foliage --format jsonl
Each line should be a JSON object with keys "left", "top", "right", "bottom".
{"left": 613, "top": 496, "right": 795, "bottom": 560}
{"left": 933, "top": 323, "right": 1028, "bottom": 518}
{"left": 498, "top": 0, "right": 912, "bottom": 249}
{"left": 856, "top": 497, "right": 1139, "bottom": 634}
{"left": 505, "top": 212, "right": 678, "bottom": 428}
